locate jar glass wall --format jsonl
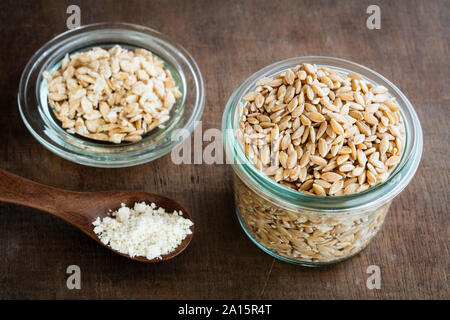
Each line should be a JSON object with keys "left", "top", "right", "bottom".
{"left": 223, "top": 57, "right": 423, "bottom": 266}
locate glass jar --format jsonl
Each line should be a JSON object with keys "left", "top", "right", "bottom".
{"left": 18, "top": 22, "right": 204, "bottom": 168}
{"left": 222, "top": 57, "right": 423, "bottom": 266}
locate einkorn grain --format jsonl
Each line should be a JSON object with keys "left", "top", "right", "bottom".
{"left": 234, "top": 176, "right": 390, "bottom": 263}
{"left": 238, "top": 63, "right": 404, "bottom": 196}
{"left": 44, "top": 46, "right": 182, "bottom": 144}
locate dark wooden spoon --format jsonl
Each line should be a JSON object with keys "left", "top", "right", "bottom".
{"left": 0, "top": 168, "right": 193, "bottom": 263}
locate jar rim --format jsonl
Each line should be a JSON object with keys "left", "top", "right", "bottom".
{"left": 223, "top": 56, "right": 423, "bottom": 212}
{"left": 18, "top": 22, "right": 205, "bottom": 167}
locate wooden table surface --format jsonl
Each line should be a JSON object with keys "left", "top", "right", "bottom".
{"left": 0, "top": 0, "right": 448, "bottom": 300}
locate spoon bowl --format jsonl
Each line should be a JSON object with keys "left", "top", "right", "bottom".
{"left": 0, "top": 169, "right": 193, "bottom": 263}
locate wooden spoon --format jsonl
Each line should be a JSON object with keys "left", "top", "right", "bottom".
{"left": 0, "top": 168, "right": 193, "bottom": 263}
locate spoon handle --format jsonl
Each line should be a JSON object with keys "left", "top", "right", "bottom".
{"left": 0, "top": 169, "right": 119, "bottom": 238}
{"left": 0, "top": 168, "right": 76, "bottom": 218}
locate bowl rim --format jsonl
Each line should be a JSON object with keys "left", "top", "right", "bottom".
{"left": 18, "top": 22, "right": 205, "bottom": 168}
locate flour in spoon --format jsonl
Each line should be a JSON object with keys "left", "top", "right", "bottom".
{"left": 92, "top": 202, "right": 193, "bottom": 260}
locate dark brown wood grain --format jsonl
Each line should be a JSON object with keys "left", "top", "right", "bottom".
{"left": 0, "top": 0, "right": 448, "bottom": 299}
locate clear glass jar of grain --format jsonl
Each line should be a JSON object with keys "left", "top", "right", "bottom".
{"left": 222, "top": 57, "right": 422, "bottom": 266}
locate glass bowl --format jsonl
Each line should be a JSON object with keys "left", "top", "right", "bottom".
{"left": 222, "top": 56, "right": 423, "bottom": 266}
{"left": 18, "top": 22, "right": 205, "bottom": 168}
